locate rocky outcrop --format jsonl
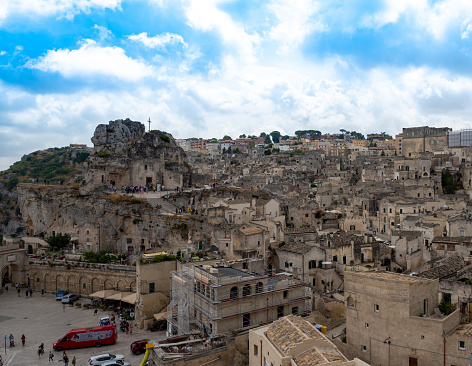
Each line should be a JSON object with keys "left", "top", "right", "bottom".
{"left": 81, "top": 119, "right": 191, "bottom": 193}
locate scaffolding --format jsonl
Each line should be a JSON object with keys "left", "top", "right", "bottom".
{"left": 167, "top": 265, "right": 312, "bottom": 336}
{"left": 448, "top": 129, "right": 472, "bottom": 148}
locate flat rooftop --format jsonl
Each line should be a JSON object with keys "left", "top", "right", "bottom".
{"left": 351, "top": 271, "right": 430, "bottom": 283}
{"left": 198, "top": 266, "right": 253, "bottom": 278}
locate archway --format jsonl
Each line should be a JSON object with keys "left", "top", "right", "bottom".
{"left": 44, "top": 273, "right": 53, "bottom": 293}
{"left": 31, "top": 272, "right": 41, "bottom": 291}
{"left": 56, "top": 275, "right": 65, "bottom": 292}
{"left": 129, "top": 280, "right": 136, "bottom": 292}
{"left": 117, "top": 280, "right": 127, "bottom": 291}
{"left": 67, "top": 275, "right": 78, "bottom": 293}
{"left": 104, "top": 279, "right": 114, "bottom": 290}
{"left": 1, "top": 263, "right": 23, "bottom": 285}
{"left": 91, "top": 278, "right": 101, "bottom": 293}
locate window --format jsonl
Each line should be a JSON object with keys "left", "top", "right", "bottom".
{"left": 149, "top": 282, "right": 155, "bottom": 293}
{"left": 460, "top": 230, "right": 465, "bottom": 237}
{"left": 285, "top": 262, "right": 289, "bottom": 268}
{"left": 230, "top": 286, "right": 238, "bottom": 299}
{"left": 243, "top": 284, "right": 251, "bottom": 297}
{"left": 254, "top": 344, "right": 258, "bottom": 356}
{"left": 400, "top": 209, "right": 403, "bottom": 214}
{"left": 383, "top": 208, "right": 386, "bottom": 213}
{"left": 283, "top": 290, "right": 288, "bottom": 299}
{"left": 362, "top": 345, "right": 366, "bottom": 352}
{"left": 309, "top": 260, "right": 316, "bottom": 269}
{"left": 83, "top": 283, "right": 86, "bottom": 289}
{"left": 290, "top": 263, "right": 293, "bottom": 267}
{"left": 144, "top": 164, "right": 147, "bottom": 170}
{"left": 255, "top": 282, "right": 263, "bottom": 294}
{"left": 333, "top": 256, "right": 338, "bottom": 262}
{"left": 242, "top": 313, "right": 250, "bottom": 327}
{"left": 374, "top": 304, "right": 379, "bottom": 312}
{"left": 258, "top": 241, "right": 261, "bottom": 246}
{"left": 365, "top": 323, "right": 369, "bottom": 329}
{"left": 226, "top": 243, "right": 229, "bottom": 247}
{"left": 292, "top": 306, "right": 299, "bottom": 315}
{"left": 277, "top": 306, "right": 284, "bottom": 318}
{"left": 459, "top": 341, "right": 465, "bottom": 350}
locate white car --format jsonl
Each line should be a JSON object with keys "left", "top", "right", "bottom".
{"left": 88, "top": 354, "right": 125, "bottom": 365}
{"left": 101, "top": 361, "right": 131, "bottom": 366}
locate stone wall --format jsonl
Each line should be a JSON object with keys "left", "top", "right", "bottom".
{"left": 29, "top": 261, "right": 136, "bottom": 295}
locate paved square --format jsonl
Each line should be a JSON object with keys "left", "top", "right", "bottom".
{"left": 0, "top": 288, "right": 165, "bottom": 366}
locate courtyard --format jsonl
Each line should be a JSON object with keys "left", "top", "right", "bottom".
{"left": 0, "top": 288, "right": 165, "bottom": 366}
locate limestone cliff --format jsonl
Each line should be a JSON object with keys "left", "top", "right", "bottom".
{"left": 81, "top": 118, "right": 191, "bottom": 193}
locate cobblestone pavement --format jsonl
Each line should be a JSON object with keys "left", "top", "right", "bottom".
{"left": 0, "top": 287, "right": 166, "bottom": 366}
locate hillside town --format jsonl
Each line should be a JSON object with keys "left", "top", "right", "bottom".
{"left": 3, "top": 119, "right": 472, "bottom": 365}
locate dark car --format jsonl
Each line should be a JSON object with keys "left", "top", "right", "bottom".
{"left": 130, "top": 339, "right": 149, "bottom": 355}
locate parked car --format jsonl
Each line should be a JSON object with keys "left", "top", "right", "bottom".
{"left": 56, "top": 290, "right": 68, "bottom": 301}
{"left": 130, "top": 339, "right": 149, "bottom": 355}
{"left": 101, "top": 361, "right": 131, "bottom": 366}
{"left": 61, "top": 294, "right": 80, "bottom": 304}
{"left": 88, "top": 353, "right": 125, "bottom": 365}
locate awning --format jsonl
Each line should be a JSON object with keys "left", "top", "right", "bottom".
{"left": 89, "top": 289, "right": 120, "bottom": 299}
{"left": 121, "top": 292, "right": 137, "bottom": 304}
{"left": 153, "top": 308, "right": 168, "bottom": 321}
{"left": 105, "top": 292, "right": 134, "bottom": 301}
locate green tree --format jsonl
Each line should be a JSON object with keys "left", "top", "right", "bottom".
{"left": 264, "top": 135, "right": 272, "bottom": 144}
{"left": 6, "top": 177, "right": 19, "bottom": 191}
{"left": 222, "top": 135, "right": 232, "bottom": 140}
{"left": 46, "top": 233, "right": 71, "bottom": 251}
{"left": 281, "top": 135, "right": 290, "bottom": 140}
{"left": 239, "top": 134, "right": 246, "bottom": 138}
{"left": 270, "top": 131, "right": 281, "bottom": 143}
{"left": 260, "top": 132, "right": 267, "bottom": 137}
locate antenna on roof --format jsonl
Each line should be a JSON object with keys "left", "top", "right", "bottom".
{"left": 148, "top": 117, "right": 151, "bottom": 132}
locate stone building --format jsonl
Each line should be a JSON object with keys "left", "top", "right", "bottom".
{"left": 249, "top": 315, "right": 369, "bottom": 366}
{"left": 81, "top": 119, "right": 191, "bottom": 193}
{"left": 167, "top": 264, "right": 312, "bottom": 337}
{"left": 401, "top": 126, "right": 451, "bottom": 158}
{"left": 345, "top": 270, "right": 472, "bottom": 366}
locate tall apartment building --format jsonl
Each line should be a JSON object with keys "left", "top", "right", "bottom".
{"left": 167, "top": 264, "right": 312, "bottom": 337}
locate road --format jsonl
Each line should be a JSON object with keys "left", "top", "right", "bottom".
{"left": 0, "top": 287, "right": 165, "bottom": 366}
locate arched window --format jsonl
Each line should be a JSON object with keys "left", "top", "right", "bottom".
{"left": 255, "top": 282, "right": 263, "bottom": 294}
{"left": 242, "top": 284, "right": 251, "bottom": 297}
{"left": 230, "top": 286, "right": 238, "bottom": 299}
{"left": 347, "top": 296, "right": 355, "bottom": 308}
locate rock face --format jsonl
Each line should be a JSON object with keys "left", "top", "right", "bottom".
{"left": 81, "top": 118, "right": 191, "bottom": 193}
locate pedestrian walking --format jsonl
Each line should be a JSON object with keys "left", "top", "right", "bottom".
{"left": 37, "top": 346, "right": 42, "bottom": 358}
{"left": 5, "top": 285, "right": 8, "bottom": 292}
{"left": 41, "top": 289, "right": 44, "bottom": 297}
{"left": 72, "top": 356, "right": 76, "bottom": 366}
{"left": 17, "top": 287, "right": 20, "bottom": 297}
{"left": 63, "top": 303, "right": 66, "bottom": 311}
{"left": 94, "top": 308, "right": 98, "bottom": 316}
{"left": 25, "top": 289, "right": 28, "bottom": 298}
{"left": 9, "top": 334, "right": 14, "bottom": 347}
{"left": 48, "top": 351, "right": 54, "bottom": 362}
{"left": 111, "top": 314, "right": 115, "bottom": 323}
{"left": 129, "top": 324, "right": 133, "bottom": 334}
{"left": 21, "top": 334, "right": 25, "bottom": 346}
{"left": 63, "top": 353, "right": 69, "bottom": 366}
{"left": 29, "top": 288, "right": 33, "bottom": 297}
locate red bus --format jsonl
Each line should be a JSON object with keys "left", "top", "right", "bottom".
{"left": 53, "top": 324, "right": 117, "bottom": 351}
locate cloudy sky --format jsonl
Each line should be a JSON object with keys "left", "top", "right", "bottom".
{"left": 1, "top": 0, "right": 472, "bottom": 170}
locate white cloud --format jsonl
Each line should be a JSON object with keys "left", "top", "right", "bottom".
{"left": 0, "top": 51, "right": 6, "bottom": 56}
{"left": 0, "top": 0, "right": 121, "bottom": 23}
{"left": 128, "top": 32, "right": 187, "bottom": 49}
{"left": 94, "top": 25, "right": 112, "bottom": 41}
{"left": 268, "top": 0, "right": 324, "bottom": 54}
{"left": 28, "top": 39, "right": 152, "bottom": 82}
{"left": 184, "top": 0, "right": 261, "bottom": 63}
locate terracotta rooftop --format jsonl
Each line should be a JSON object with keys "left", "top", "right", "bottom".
{"left": 293, "top": 347, "right": 346, "bottom": 366}
{"left": 266, "top": 315, "right": 324, "bottom": 355}
{"left": 453, "top": 323, "right": 472, "bottom": 337}
{"left": 391, "top": 230, "right": 422, "bottom": 241}
{"left": 240, "top": 227, "right": 263, "bottom": 236}
{"left": 418, "top": 256, "right": 465, "bottom": 280}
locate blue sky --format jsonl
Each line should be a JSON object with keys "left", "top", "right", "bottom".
{"left": 1, "top": 0, "right": 472, "bottom": 170}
